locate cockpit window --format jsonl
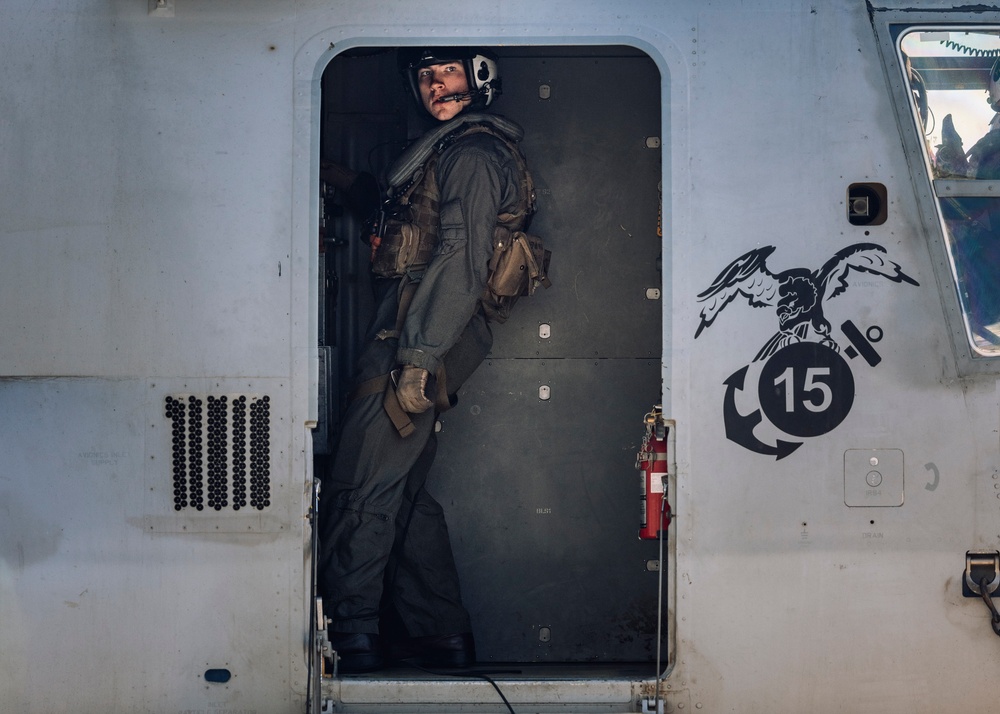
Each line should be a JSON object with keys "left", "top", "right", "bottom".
{"left": 900, "top": 29, "right": 1000, "bottom": 354}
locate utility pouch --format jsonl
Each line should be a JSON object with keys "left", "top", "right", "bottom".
{"left": 370, "top": 163, "right": 440, "bottom": 278}
{"left": 372, "top": 219, "right": 437, "bottom": 277}
{"left": 399, "top": 223, "right": 421, "bottom": 271}
{"left": 482, "top": 227, "right": 551, "bottom": 323}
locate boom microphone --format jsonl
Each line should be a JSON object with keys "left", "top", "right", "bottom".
{"left": 438, "top": 90, "right": 477, "bottom": 103}
{"left": 437, "top": 81, "right": 499, "bottom": 104}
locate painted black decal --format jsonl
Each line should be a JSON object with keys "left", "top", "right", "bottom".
{"left": 757, "top": 342, "right": 854, "bottom": 437}
{"left": 924, "top": 462, "right": 940, "bottom": 492}
{"left": 723, "top": 365, "right": 802, "bottom": 459}
{"left": 695, "top": 243, "right": 918, "bottom": 361}
{"left": 696, "top": 243, "right": 918, "bottom": 458}
{"left": 841, "top": 319, "right": 882, "bottom": 366}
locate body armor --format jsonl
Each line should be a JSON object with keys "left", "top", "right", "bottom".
{"left": 370, "top": 116, "right": 548, "bottom": 322}
{"left": 372, "top": 118, "right": 535, "bottom": 279}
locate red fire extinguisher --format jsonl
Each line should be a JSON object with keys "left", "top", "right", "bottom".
{"left": 636, "top": 406, "right": 671, "bottom": 540}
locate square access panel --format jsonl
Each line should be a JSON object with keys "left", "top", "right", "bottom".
{"left": 844, "top": 448, "right": 904, "bottom": 507}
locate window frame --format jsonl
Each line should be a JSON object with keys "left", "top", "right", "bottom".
{"left": 873, "top": 12, "right": 1000, "bottom": 374}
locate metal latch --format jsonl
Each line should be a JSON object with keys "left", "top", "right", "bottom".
{"left": 964, "top": 551, "right": 1000, "bottom": 637}
{"left": 965, "top": 550, "right": 1000, "bottom": 596}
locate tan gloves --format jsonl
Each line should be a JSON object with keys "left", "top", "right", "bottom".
{"left": 395, "top": 365, "right": 434, "bottom": 414}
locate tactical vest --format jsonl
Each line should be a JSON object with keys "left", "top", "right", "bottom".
{"left": 371, "top": 119, "right": 549, "bottom": 323}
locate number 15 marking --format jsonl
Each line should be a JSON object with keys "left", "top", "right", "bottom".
{"left": 775, "top": 367, "right": 832, "bottom": 413}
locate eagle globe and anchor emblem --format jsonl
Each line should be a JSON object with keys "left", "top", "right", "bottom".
{"left": 694, "top": 243, "right": 919, "bottom": 459}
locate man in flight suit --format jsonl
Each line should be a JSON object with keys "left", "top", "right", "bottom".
{"left": 318, "top": 47, "right": 531, "bottom": 673}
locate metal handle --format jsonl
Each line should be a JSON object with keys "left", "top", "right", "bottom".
{"left": 965, "top": 551, "right": 1000, "bottom": 596}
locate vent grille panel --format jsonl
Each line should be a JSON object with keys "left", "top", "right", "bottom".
{"left": 164, "top": 395, "right": 271, "bottom": 512}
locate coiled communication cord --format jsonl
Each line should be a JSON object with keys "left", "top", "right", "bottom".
{"left": 939, "top": 40, "right": 1000, "bottom": 58}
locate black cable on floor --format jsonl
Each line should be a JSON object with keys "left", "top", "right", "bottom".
{"left": 395, "top": 660, "right": 520, "bottom": 714}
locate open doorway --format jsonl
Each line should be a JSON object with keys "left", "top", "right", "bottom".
{"left": 316, "top": 45, "right": 667, "bottom": 670}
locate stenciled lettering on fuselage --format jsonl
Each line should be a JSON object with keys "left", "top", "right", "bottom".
{"left": 694, "top": 243, "right": 919, "bottom": 459}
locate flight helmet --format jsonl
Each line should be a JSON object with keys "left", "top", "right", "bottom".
{"left": 398, "top": 47, "right": 501, "bottom": 113}
{"left": 989, "top": 58, "right": 1000, "bottom": 111}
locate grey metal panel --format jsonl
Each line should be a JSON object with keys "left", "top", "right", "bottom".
{"left": 0, "top": 378, "right": 303, "bottom": 712}
{"left": 490, "top": 51, "right": 663, "bottom": 359}
{"left": 432, "top": 357, "right": 665, "bottom": 662}
{"left": 432, "top": 49, "right": 667, "bottom": 663}
{"left": 144, "top": 377, "right": 292, "bottom": 532}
